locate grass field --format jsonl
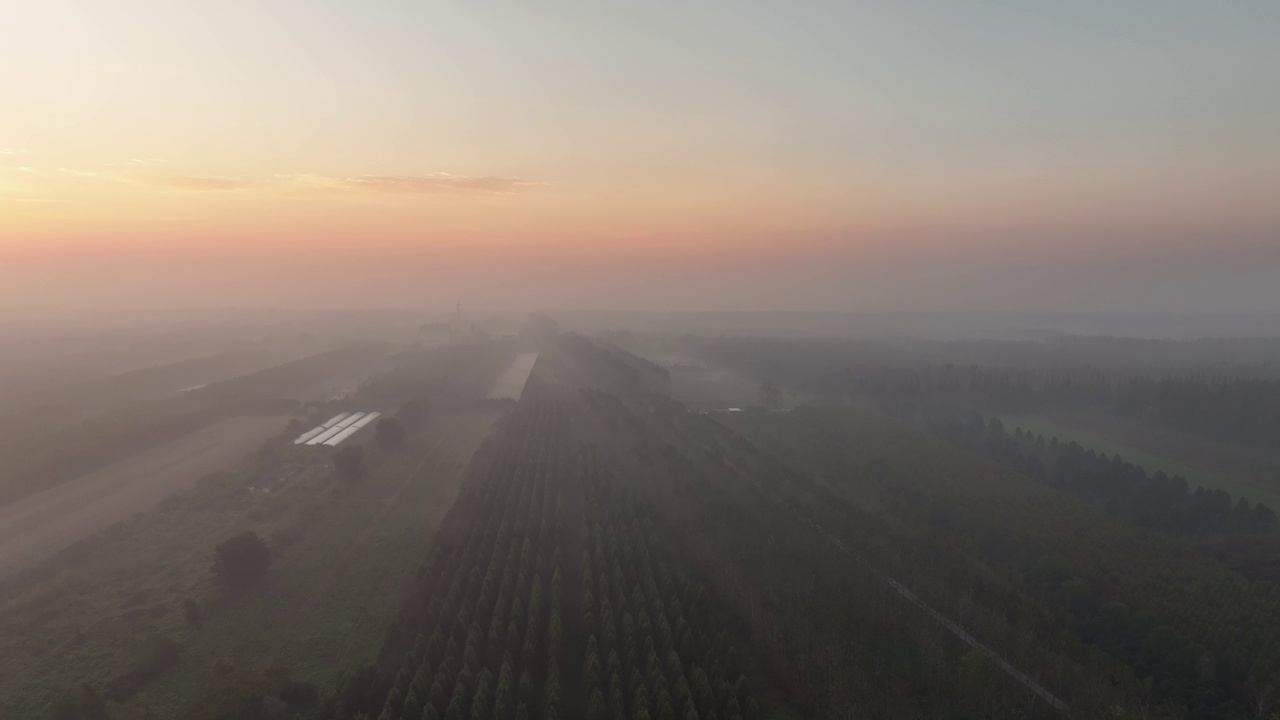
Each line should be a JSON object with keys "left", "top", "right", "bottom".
{"left": 0, "top": 415, "right": 292, "bottom": 579}
{"left": 137, "top": 410, "right": 499, "bottom": 713}
{"left": 0, "top": 409, "right": 499, "bottom": 718}
{"left": 1004, "top": 412, "right": 1280, "bottom": 509}
{"left": 0, "top": 344, "right": 389, "bottom": 507}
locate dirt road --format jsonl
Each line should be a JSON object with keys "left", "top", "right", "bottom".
{"left": 0, "top": 416, "right": 289, "bottom": 578}
{"left": 779, "top": 498, "right": 1071, "bottom": 713}
{"left": 487, "top": 352, "right": 540, "bottom": 400}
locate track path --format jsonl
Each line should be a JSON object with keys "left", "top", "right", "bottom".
{"left": 777, "top": 495, "right": 1071, "bottom": 713}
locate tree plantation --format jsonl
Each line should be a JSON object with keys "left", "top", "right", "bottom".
{"left": 320, "top": 401, "right": 758, "bottom": 720}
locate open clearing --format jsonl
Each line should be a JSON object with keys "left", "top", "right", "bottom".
{"left": 1005, "top": 412, "right": 1280, "bottom": 509}
{"left": 135, "top": 410, "right": 500, "bottom": 714}
{"left": 0, "top": 410, "right": 498, "bottom": 718}
{"left": 0, "top": 416, "right": 290, "bottom": 579}
{"left": 487, "top": 351, "right": 539, "bottom": 399}
{"left": 634, "top": 352, "right": 760, "bottom": 408}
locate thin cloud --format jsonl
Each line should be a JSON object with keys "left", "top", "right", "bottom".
{"left": 59, "top": 167, "right": 124, "bottom": 180}
{"left": 0, "top": 196, "right": 65, "bottom": 204}
{"left": 56, "top": 168, "right": 250, "bottom": 190}
{"left": 150, "top": 174, "right": 253, "bottom": 191}
{"left": 281, "top": 173, "right": 543, "bottom": 195}
{"left": 0, "top": 148, "right": 28, "bottom": 156}
{"left": 12, "top": 165, "right": 541, "bottom": 196}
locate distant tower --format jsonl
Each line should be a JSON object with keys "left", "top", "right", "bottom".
{"left": 456, "top": 301, "right": 461, "bottom": 324}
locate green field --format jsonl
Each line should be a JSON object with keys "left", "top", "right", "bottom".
{"left": 1003, "top": 412, "right": 1280, "bottom": 509}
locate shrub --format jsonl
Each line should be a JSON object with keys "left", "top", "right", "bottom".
{"left": 375, "top": 417, "right": 406, "bottom": 453}
{"left": 105, "top": 633, "right": 182, "bottom": 701}
{"left": 213, "top": 531, "right": 270, "bottom": 588}
{"left": 335, "top": 445, "right": 366, "bottom": 480}
{"left": 185, "top": 598, "right": 205, "bottom": 629}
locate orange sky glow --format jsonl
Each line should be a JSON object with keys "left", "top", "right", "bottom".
{"left": 2, "top": 1, "right": 1277, "bottom": 312}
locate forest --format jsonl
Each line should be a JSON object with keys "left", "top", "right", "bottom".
{"left": 642, "top": 332, "right": 1280, "bottom": 719}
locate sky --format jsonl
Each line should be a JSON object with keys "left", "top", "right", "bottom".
{"left": 1, "top": 1, "right": 1278, "bottom": 313}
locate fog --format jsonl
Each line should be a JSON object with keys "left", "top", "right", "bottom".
{"left": 5, "top": 2, "right": 1280, "bottom": 717}
{"left": 3, "top": 234, "right": 1278, "bottom": 319}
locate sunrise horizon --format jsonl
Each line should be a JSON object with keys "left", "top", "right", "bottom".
{"left": 3, "top": 1, "right": 1277, "bottom": 313}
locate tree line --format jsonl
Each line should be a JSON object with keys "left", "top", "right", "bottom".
{"left": 580, "top": 472, "right": 753, "bottom": 720}
{"left": 843, "top": 365, "right": 1280, "bottom": 451}
{"left": 683, "top": 335, "right": 1280, "bottom": 451}
{"left": 931, "top": 414, "right": 1278, "bottom": 535}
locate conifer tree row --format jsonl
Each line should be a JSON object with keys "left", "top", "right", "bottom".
{"left": 328, "top": 402, "right": 570, "bottom": 720}
{"left": 579, "top": 463, "right": 757, "bottom": 720}
{"left": 324, "top": 400, "right": 761, "bottom": 720}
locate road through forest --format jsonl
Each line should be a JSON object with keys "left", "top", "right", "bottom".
{"left": 785, "top": 503, "right": 1071, "bottom": 712}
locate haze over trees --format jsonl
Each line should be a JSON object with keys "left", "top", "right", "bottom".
{"left": 5, "top": 0, "right": 1278, "bottom": 716}
{"left": 398, "top": 400, "right": 427, "bottom": 429}
{"left": 6, "top": 316, "right": 1280, "bottom": 720}
{"left": 213, "top": 531, "right": 271, "bottom": 589}
{"left": 334, "top": 445, "right": 365, "bottom": 480}
{"left": 375, "top": 416, "right": 406, "bottom": 452}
